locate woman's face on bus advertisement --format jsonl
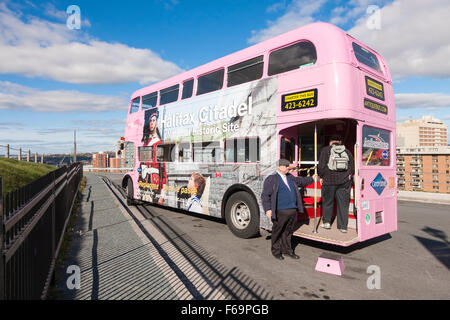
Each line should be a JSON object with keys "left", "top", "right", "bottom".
{"left": 188, "top": 175, "right": 196, "bottom": 189}
{"left": 149, "top": 115, "right": 157, "bottom": 132}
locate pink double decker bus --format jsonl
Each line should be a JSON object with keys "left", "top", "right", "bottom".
{"left": 121, "top": 22, "right": 397, "bottom": 247}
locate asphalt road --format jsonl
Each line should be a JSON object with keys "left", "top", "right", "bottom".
{"left": 107, "top": 174, "right": 450, "bottom": 300}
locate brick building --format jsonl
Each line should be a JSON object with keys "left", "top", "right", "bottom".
{"left": 397, "top": 146, "right": 450, "bottom": 194}
{"left": 92, "top": 152, "right": 109, "bottom": 172}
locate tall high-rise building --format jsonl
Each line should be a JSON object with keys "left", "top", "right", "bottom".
{"left": 397, "top": 115, "right": 447, "bottom": 147}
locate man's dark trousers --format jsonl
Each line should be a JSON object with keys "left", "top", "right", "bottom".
{"left": 271, "top": 208, "right": 297, "bottom": 255}
{"left": 321, "top": 180, "right": 351, "bottom": 230}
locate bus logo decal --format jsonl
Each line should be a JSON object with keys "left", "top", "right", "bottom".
{"left": 364, "top": 98, "right": 387, "bottom": 114}
{"left": 370, "top": 173, "right": 387, "bottom": 195}
{"left": 365, "top": 76, "right": 384, "bottom": 101}
{"left": 281, "top": 88, "right": 318, "bottom": 111}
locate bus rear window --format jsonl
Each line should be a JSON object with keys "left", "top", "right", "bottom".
{"left": 197, "top": 69, "right": 224, "bottom": 95}
{"left": 362, "top": 126, "right": 390, "bottom": 166}
{"left": 227, "top": 56, "right": 264, "bottom": 87}
{"left": 268, "top": 41, "right": 317, "bottom": 76}
{"left": 142, "top": 92, "right": 157, "bottom": 110}
{"left": 130, "top": 97, "right": 140, "bottom": 114}
{"left": 352, "top": 42, "right": 382, "bottom": 73}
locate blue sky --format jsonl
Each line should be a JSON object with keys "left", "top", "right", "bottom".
{"left": 0, "top": 0, "right": 449, "bottom": 155}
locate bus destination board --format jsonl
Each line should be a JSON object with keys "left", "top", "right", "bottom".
{"left": 365, "top": 76, "right": 384, "bottom": 101}
{"left": 364, "top": 98, "right": 388, "bottom": 115}
{"left": 281, "top": 88, "right": 318, "bottom": 112}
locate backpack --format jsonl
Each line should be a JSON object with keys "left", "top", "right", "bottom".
{"left": 328, "top": 145, "right": 349, "bottom": 171}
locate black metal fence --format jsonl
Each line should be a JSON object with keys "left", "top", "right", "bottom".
{"left": 0, "top": 163, "right": 83, "bottom": 300}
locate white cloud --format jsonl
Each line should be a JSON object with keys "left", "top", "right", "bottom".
{"left": 395, "top": 93, "right": 450, "bottom": 110}
{"left": 348, "top": 0, "right": 450, "bottom": 79}
{"left": 0, "top": 3, "right": 183, "bottom": 84}
{"left": 0, "top": 81, "right": 128, "bottom": 112}
{"left": 248, "top": 0, "right": 327, "bottom": 44}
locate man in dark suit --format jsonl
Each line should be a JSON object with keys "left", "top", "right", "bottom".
{"left": 261, "top": 159, "right": 317, "bottom": 260}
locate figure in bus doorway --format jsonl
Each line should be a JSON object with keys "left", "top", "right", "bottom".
{"left": 318, "top": 135, "right": 354, "bottom": 233}
{"left": 139, "top": 108, "right": 167, "bottom": 205}
{"left": 261, "top": 159, "right": 318, "bottom": 260}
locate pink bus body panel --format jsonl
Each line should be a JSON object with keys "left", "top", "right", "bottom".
{"left": 124, "top": 22, "right": 397, "bottom": 245}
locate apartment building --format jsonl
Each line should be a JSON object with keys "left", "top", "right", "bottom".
{"left": 397, "top": 115, "right": 447, "bottom": 147}
{"left": 397, "top": 146, "right": 450, "bottom": 194}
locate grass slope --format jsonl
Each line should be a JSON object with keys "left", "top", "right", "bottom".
{"left": 0, "top": 157, "right": 56, "bottom": 195}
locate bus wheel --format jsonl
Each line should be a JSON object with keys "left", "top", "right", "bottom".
{"left": 126, "top": 178, "right": 135, "bottom": 206}
{"left": 225, "top": 191, "right": 259, "bottom": 239}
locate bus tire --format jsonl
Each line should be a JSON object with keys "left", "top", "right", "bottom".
{"left": 225, "top": 191, "right": 259, "bottom": 239}
{"left": 126, "top": 178, "right": 135, "bottom": 206}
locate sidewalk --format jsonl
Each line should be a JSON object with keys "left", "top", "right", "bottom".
{"left": 52, "top": 173, "right": 181, "bottom": 299}
{"left": 398, "top": 190, "right": 450, "bottom": 205}
{"left": 52, "top": 173, "right": 272, "bottom": 300}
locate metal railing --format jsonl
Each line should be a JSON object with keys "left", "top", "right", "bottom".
{"left": 0, "top": 163, "right": 83, "bottom": 300}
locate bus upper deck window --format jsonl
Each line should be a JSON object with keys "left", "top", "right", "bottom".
{"left": 268, "top": 41, "right": 317, "bottom": 76}
{"left": 197, "top": 69, "right": 224, "bottom": 96}
{"left": 352, "top": 42, "right": 382, "bottom": 73}
{"left": 130, "top": 97, "right": 140, "bottom": 114}
{"left": 227, "top": 56, "right": 264, "bottom": 87}
{"left": 182, "top": 79, "right": 194, "bottom": 99}
{"left": 142, "top": 92, "right": 157, "bottom": 110}
{"left": 160, "top": 84, "right": 179, "bottom": 105}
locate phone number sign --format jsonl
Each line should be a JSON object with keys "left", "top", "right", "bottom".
{"left": 281, "top": 89, "right": 318, "bottom": 112}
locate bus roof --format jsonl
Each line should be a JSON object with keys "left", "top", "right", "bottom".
{"left": 131, "top": 22, "right": 388, "bottom": 100}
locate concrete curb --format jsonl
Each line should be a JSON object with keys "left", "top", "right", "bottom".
{"left": 398, "top": 191, "right": 450, "bottom": 205}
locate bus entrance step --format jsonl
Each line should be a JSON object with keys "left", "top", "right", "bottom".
{"left": 315, "top": 253, "right": 345, "bottom": 276}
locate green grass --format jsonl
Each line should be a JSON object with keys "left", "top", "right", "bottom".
{"left": 0, "top": 157, "right": 57, "bottom": 195}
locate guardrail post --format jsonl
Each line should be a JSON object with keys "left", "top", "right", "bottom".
{"left": 0, "top": 177, "right": 5, "bottom": 300}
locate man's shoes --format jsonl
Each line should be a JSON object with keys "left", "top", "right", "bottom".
{"left": 272, "top": 253, "right": 284, "bottom": 260}
{"left": 321, "top": 222, "right": 331, "bottom": 229}
{"left": 284, "top": 252, "right": 300, "bottom": 259}
{"left": 339, "top": 229, "right": 347, "bottom": 233}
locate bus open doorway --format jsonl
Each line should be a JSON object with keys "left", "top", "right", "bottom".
{"left": 279, "top": 118, "right": 359, "bottom": 246}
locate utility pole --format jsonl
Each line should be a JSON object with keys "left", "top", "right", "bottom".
{"left": 5, "top": 144, "right": 9, "bottom": 158}
{"left": 74, "top": 130, "right": 77, "bottom": 163}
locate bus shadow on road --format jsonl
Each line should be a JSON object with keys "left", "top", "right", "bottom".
{"left": 137, "top": 204, "right": 273, "bottom": 300}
